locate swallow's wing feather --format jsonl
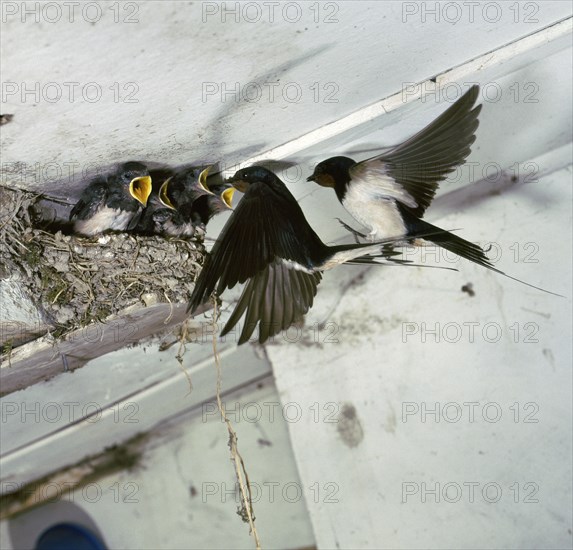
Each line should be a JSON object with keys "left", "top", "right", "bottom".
{"left": 220, "top": 260, "right": 322, "bottom": 344}
{"left": 69, "top": 177, "right": 108, "bottom": 221}
{"left": 353, "top": 85, "right": 481, "bottom": 217}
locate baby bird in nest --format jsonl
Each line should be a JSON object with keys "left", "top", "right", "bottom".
{"left": 136, "top": 167, "right": 234, "bottom": 237}
{"left": 70, "top": 162, "right": 152, "bottom": 236}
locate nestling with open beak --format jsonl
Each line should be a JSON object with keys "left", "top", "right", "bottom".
{"left": 136, "top": 167, "right": 234, "bottom": 237}
{"left": 70, "top": 161, "right": 152, "bottom": 236}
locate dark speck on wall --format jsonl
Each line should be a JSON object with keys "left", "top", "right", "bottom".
{"left": 0, "top": 114, "right": 14, "bottom": 126}
{"left": 336, "top": 402, "right": 364, "bottom": 448}
{"left": 461, "top": 283, "right": 475, "bottom": 297}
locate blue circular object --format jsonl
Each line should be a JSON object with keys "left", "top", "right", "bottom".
{"left": 35, "top": 523, "right": 107, "bottom": 550}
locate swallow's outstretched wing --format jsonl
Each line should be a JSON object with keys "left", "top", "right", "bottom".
{"left": 352, "top": 85, "right": 482, "bottom": 217}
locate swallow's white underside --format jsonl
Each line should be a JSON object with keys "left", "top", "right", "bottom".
{"left": 342, "top": 164, "right": 414, "bottom": 240}
{"left": 349, "top": 162, "right": 417, "bottom": 207}
{"left": 342, "top": 183, "right": 408, "bottom": 241}
{"left": 74, "top": 207, "right": 132, "bottom": 236}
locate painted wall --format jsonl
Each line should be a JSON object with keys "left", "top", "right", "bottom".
{"left": 2, "top": 1, "right": 571, "bottom": 191}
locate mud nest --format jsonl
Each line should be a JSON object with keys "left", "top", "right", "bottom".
{"left": 0, "top": 186, "right": 206, "bottom": 336}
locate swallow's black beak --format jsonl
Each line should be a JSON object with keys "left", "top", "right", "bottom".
{"left": 229, "top": 175, "right": 248, "bottom": 193}
{"left": 306, "top": 175, "right": 316, "bottom": 182}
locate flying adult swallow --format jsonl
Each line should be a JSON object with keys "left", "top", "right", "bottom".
{"left": 307, "top": 85, "right": 562, "bottom": 295}
{"left": 187, "top": 166, "right": 430, "bottom": 345}
{"left": 307, "top": 85, "right": 485, "bottom": 259}
{"left": 70, "top": 162, "right": 152, "bottom": 236}
{"left": 136, "top": 168, "right": 234, "bottom": 236}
